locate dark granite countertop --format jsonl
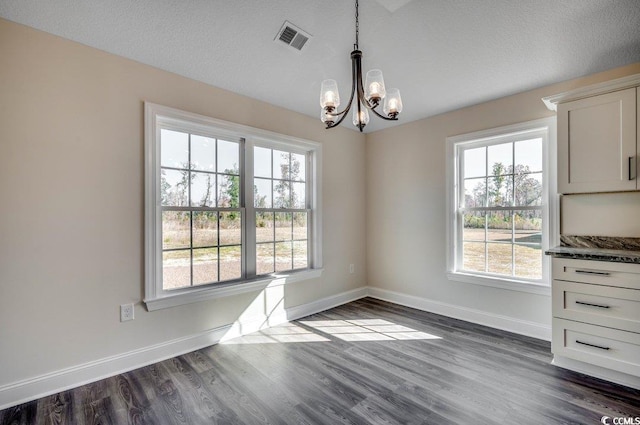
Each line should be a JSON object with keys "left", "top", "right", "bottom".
{"left": 545, "top": 246, "right": 640, "bottom": 264}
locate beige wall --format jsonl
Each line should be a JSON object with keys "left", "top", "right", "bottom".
{"left": 0, "top": 18, "right": 367, "bottom": 387}
{"left": 366, "top": 63, "right": 640, "bottom": 326}
{"left": 561, "top": 193, "right": 640, "bottom": 237}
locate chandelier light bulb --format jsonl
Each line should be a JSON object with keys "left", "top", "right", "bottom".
{"left": 364, "top": 69, "right": 386, "bottom": 105}
{"left": 383, "top": 88, "right": 403, "bottom": 118}
{"left": 352, "top": 103, "right": 370, "bottom": 128}
{"left": 320, "top": 79, "right": 340, "bottom": 110}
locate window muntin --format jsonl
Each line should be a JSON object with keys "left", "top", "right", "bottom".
{"left": 459, "top": 137, "right": 544, "bottom": 280}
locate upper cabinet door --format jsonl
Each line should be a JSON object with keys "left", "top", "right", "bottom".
{"left": 557, "top": 88, "right": 637, "bottom": 194}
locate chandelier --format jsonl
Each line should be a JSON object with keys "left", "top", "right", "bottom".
{"left": 320, "top": 0, "right": 402, "bottom": 132}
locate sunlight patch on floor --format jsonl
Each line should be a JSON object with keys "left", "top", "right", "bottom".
{"left": 300, "top": 318, "right": 442, "bottom": 342}
{"left": 222, "top": 318, "right": 442, "bottom": 344}
{"left": 221, "top": 323, "right": 331, "bottom": 344}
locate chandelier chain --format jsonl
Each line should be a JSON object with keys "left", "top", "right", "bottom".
{"left": 355, "top": 0, "right": 359, "bottom": 49}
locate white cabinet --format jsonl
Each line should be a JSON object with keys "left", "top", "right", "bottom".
{"left": 552, "top": 258, "right": 640, "bottom": 382}
{"left": 557, "top": 87, "right": 638, "bottom": 194}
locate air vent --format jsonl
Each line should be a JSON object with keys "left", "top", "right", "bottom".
{"left": 275, "top": 21, "right": 311, "bottom": 52}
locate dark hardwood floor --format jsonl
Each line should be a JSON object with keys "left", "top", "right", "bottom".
{"left": 2, "top": 297, "right": 640, "bottom": 424}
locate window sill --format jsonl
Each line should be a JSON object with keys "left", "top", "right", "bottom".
{"left": 447, "top": 271, "right": 551, "bottom": 296}
{"left": 144, "top": 268, "right": 323, "bottom": 311}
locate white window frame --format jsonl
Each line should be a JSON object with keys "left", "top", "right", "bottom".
{"left": 446, "top": 117, "right": 557, "bottom": 295}
{"left": 144, "top": 103, "right": 323, "bottom": 311}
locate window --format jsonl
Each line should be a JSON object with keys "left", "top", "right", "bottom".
{"left": 446, "top": 118, "right": 556, "bottom": 294}
{"left": 145, "top": 103, "right": 322, "bottom": 310}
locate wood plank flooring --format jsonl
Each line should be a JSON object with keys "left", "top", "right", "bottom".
{"left": 2, "top": 297, "right": 640, "bottom": 424}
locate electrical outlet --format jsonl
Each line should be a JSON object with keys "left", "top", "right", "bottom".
{"left": 120, "top": 303, "right": 134, "bottom": 322}
{"left": 349, "top": 264, "right": 354, "bottom": 274}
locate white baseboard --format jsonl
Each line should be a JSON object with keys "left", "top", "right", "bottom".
{"left": 0, "top": 285, "right": 368, "bottom": 410}
{"left": 367, "top": 287, "right": 552, "bottom": 341}
{"left": 552, "top": 355, "right": 640, "bottom": 390}
{"left": 286, "top": 286, "right": 369, "bottom": 321}
{"left": 0, "top": 324, "right": 231, "bottom": 410}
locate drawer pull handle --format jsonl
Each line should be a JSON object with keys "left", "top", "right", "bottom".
{"left": 574, "top": 269, "right": 610, "bottom": 276}
{"left": 575, "top": 301, "right": 610, "bottom": 309}
{"left": 576, "top": 340, "right": 610, "bottom": 351}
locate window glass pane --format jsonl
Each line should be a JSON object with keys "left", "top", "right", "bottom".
{"left": 254, "top": 178, "right": 272, "bottom": 208}
{"left": 463, "top": 178, "right": 486, "bottom": 208}
{"left": 292, "top": 153, "right": 306, "bottom": 182}
{"left": 218, "top": 140, "right": 239, "bottom": 174}
{"left": 162, "top": 211, "right": 190, "bottom": 250}
{"left": 487, "top": 175, "right": 512, "bottom": 207}
{"left": 515, "top": 138, "right": 542, "bottom": 173}
{"left": 193, "top": 211, "right": 218, "bottom": 248}
{"left": 193, "top": 248, "right": 218, "bottom": 285}
{"left": 293, "top": 241, "right": 308, "bottom": 269}
{"left": 487, "top": 243, "right": 512, "bottom": 275}
{"left": 219, "top": 211, "right": 241, "bottom": 245}
{"left": 463, "top": 147, "right": 486, "bottom": 178}
{"left": 515, "top": 172, "right": 542, "bottom": 206}
{"left": 160, "top": 129, "right": 189, "bottom": 169}
{"left": 463, "top": 212, "right": 485, "bottom": 242}
{"left": 514, "top": 244, "right": 542, "bottom": 279}
{"left": 462, "top": 242, "right": 485, "bottom": 272}
{"left": 274, "top": 180, "right": 291, "bottom": 208}
{"left": 275, "top": 241, "right": 293, "bottom": 272}
{"left": 273, "top": 150, "right": 290, "bottom": 180}
{"left": 292, "top": 182, "right": 306, "bottom": 209}
{"left": 275, "top": 212, "right": 292, "bottom": 241}
{"left": 163, "top": 250, "right": 191, "bottom": 290}
{"left": 217, "top": 174, "right": 240, "bottom": 208}
{"left": 190, "top": 172, "right": 215, "bottom": 207}
{"left": 254, "top": 146, "right": 272, "bottom": 178}
{"left": 220, "top": 246, "right": 241, "bottom": 281}
{"left": 256, "top": 212, "right": 274, "bottom": 242}
{"left": 256, "top": 243, "right": 275, "bottom": 275}
{"left": 293, "top": 212, "right": 307, "bottom": 240}
{"left": 161, "top": 169, "right": 189, "bottom": 206}
{"left": 514, "top": 210, "right": 542, "bottom": 245}
{"left": 488, "top": 142, "right": 512, "bottom": 175}
{"left": 191, "top": 135, "right": 215, "bottom": 172}
{"left": 487, "top": 211, "right": 512, "bottom": 242}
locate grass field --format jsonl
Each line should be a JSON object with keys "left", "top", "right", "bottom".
{"left": 462, "top": 228, "right": 541, "bottom": 279}
{"left": 161, "top": 216, "right": 308, "bottom": 290}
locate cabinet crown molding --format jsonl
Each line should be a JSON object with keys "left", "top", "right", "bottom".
{"left": 542, "top": 73, "right": 640, "bottom": 111}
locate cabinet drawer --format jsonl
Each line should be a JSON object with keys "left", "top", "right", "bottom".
{"left": 553, "top": 280, "right": 640, "bottom": 333}
{"left": 553, "top": 258, "right": 640, "bottom": 290}
{"left": 552, "top": 318, "right": 640, "bottom": 376}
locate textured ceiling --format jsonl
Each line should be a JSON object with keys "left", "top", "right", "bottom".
{"left": 1, "top": 0, "right": 640, "bottom": 133}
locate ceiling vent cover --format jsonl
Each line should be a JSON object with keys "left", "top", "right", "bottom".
{"left": 275, "top": 21, "right": 311, "bottom": 52}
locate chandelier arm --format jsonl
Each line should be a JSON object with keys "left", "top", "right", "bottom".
{"left": 354, "top": 50, "right": 367, "bottom": 131}
{"left": 355, "top": 53, "right": 366, "bottom": 106}
{"left": 325, "top": 52, "right": 359, "bottom": 128}
{"left": 369, "top": 106, "right": 399, "bottom": 121}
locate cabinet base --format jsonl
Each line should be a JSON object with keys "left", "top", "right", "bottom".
{"left": 552, "top": 355, "right": 640, "bottom": 390}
